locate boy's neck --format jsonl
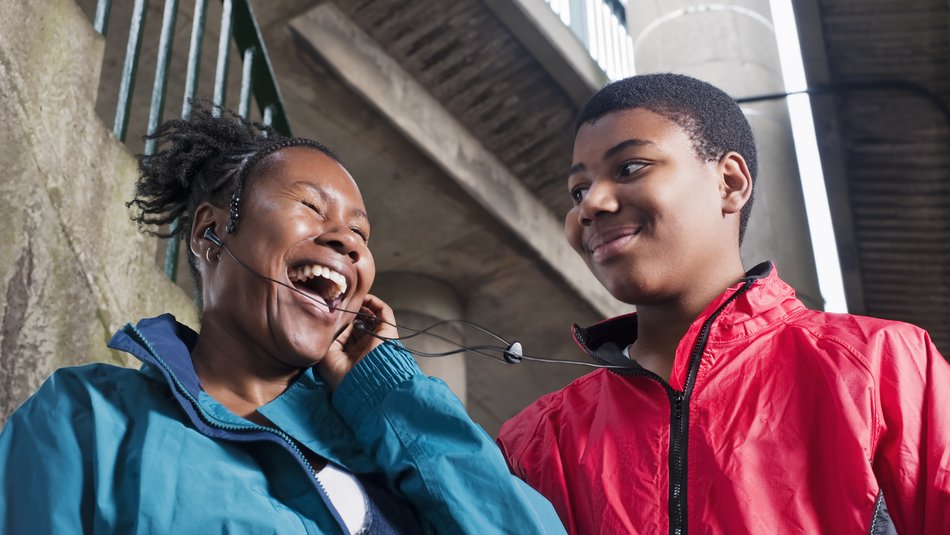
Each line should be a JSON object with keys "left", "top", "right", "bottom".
{"left": 629, "top": 260, "right": 747, "bottom": 381}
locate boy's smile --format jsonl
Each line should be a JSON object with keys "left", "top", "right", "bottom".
{"left": 566, "top": 108, "right": 738, "bottom": 305}
{"left": 586, "top": 224, "right": 642, "bottom": 263}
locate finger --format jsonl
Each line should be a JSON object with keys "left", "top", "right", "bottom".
{"left": 361, "top": 294, "right": 396, "bottom": 326}
{"left": 358, "top": 294, "right": 400, "bottom": 343}
{"left": 352, "top": 304, "right": 375, "bottom": 332}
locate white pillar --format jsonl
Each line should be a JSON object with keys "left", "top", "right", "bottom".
{"left": 372, "top": 273, "right": 467, "bottom": 404}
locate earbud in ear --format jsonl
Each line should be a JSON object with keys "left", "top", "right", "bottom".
{"left": 203, "top": 227, "right": 224, "bottom": 247}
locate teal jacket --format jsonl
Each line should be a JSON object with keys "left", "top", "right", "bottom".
{"left": 0, "top": 314, "right": 564, "bottom": 534}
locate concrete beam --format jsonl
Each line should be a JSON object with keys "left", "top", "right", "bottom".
{"left": 480, "top": 0, "right": 608, "bottom": 107}
{"left": 290, "top": 4, "right": 627, "bottom": 319}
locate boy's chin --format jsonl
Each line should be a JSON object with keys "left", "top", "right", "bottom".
{"left": 599, "top": 278, "right": 646, "bottom": 305}
{"left": 597, "top": 271, "right": 666, "bottom": 306}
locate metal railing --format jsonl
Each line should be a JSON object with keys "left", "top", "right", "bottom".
{"left": 544, "top": 0, "right": 635, "bottom": 80}
{"left": 92, "top": 0, "right": 291, "bottom": 281}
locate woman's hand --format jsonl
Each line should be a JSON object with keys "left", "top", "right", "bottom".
{"left": 318, "top": 294, "right": 400, "bottom": 390}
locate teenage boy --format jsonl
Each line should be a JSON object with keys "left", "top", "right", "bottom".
{"left": 497, "top": 73, "right": 950, "bottom": 534}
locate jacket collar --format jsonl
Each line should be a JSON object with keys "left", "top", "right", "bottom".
{"left": 572, "top": 262, "right": 805, "bottom": 387}
{"left": 106, "top": 314, "right": 376, "bottom": 471}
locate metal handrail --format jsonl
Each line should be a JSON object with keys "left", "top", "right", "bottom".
{"left": 545, "top": 0, "right": 634, "bottom": 80}
{"left": 602, "top": 0, "right": 625, "bottom": 26}
{"left": 93, "top": 0, "right": 292, "bottom": 281}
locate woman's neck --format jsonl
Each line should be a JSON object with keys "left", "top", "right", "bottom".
{"left": 190, "top": 318, "right": 301, "bottom": 419}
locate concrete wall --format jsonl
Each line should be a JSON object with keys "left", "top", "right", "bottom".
{"left": 0, "top": 0, "right": 197, "bottom": 424}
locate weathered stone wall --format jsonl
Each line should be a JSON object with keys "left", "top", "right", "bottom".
{"left": 0, "top": 0, "right": 198, "bottom": 424}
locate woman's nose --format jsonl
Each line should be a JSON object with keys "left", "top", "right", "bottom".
{"left": 317, "top": 228, "right": 362, "bottom": 262}
{"left": 577, "top": 180, "right": 619, "bottom": 225}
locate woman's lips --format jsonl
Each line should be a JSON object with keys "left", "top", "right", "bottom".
{"left": 587, "top": 227, "right": 641, "bottom": 263}
{"left": 285, "top": 279, "right": 344, "bottom": 321}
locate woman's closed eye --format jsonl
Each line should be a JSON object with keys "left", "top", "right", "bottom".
{"left": 351, "top": 226, "right": 370, "bottom": 243}
{"left": 301, "top": 200, "right": 326, "bottom": 219}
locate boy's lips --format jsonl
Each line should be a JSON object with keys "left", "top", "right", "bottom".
{"left": 587, "top": 226, "right": 641, "bottom": 262}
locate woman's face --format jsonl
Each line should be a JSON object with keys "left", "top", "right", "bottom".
{"left": 202, "top": 147, "right": 375, "bottom": 368}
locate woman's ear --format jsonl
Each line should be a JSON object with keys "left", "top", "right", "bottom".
{"left": 189, "top": 203, "right": 224, "bottom": 261}
{"left": 718, "top": 151, "right": 753, "bottom": 215}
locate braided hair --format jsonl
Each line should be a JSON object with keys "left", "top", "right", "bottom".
{"left": 128, "top": 102, "right": 339, "bottom": 290}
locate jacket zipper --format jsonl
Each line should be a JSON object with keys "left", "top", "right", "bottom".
{"left": 607, "top": 280, "right": 754, "bottom": 535}
{"left": 867, "top": 490, "right": 886, "bottom": 535}
{"left": 124, "top": 324, "right": 350, "bottom": 533}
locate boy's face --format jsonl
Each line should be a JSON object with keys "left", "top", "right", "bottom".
{"left": 565, "top": 108, "right": 734, "bottom": 304}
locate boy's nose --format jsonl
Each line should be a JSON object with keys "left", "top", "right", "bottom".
{"left": 577, "top": 180, "right": 619, "bottom": 224}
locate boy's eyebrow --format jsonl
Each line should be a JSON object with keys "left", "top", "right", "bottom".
{"left": 569, "top": 138, "right": 656, "bottom": 176}
{"left": 568, "top": 163, "right": 586, "bottom": 176}
{"left": 603, "top": 138, "right": 654, "bottom": 160}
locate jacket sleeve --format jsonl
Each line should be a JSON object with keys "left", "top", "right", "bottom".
{"left": 871, "top": 328, "right": 950, "bottom": 533}
{"left": 332, "top": 342, "right": 566, "bottom": 535}
{"left": 496, "top": 399, "right": 576, "bottom": 533}
{"left": 0, "top": 370, "right": 94, "bottom": 534}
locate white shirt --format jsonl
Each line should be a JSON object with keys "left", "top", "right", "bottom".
{"left": 315, "top": 463, "right": 369, "bottom": 535}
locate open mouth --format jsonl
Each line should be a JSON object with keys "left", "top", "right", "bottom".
{"left": 288, "top": 263, "right": 348, "bottom": 311}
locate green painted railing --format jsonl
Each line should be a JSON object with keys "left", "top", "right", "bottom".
{"left": 93, "top": 0, "right": 291, "bottom": 281}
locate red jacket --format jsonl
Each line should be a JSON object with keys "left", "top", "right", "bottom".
{"left": 498, "top": 263, "right": 950, "bottom": 534}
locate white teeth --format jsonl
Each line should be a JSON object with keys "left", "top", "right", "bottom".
{"left": 288, "top": 263, "right": 348, "bottom": 301}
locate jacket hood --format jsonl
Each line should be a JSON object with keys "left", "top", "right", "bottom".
{"left": 108, "top": 314, "right": 202, "bottom": 396}
{"left": 105, "top": 314, "right": 281, "bottom": 442}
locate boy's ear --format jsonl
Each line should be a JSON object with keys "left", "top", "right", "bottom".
{"left": 718, "top": 152, "right": 753, "bottom": 215}
{"left": 190, "top": 202, "right": 224, "bottom": 259}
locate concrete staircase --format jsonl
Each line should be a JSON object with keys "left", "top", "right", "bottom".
{"left": 0, "top": 0, "right": 198, "bottom": 423}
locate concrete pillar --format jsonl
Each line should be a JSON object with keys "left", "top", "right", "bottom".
{"left": 627, "top": 1, "right": 823, "bottom": 308}
{"left": 372, "top": 273, "right": 467, "bottom": 404}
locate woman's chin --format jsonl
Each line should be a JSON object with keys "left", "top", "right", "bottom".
{"left": 279, "top": 334, "right": 333, "bottom": 367}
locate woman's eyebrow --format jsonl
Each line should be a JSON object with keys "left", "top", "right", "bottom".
{"left": 293, "top": 180, "right": 368, "bottom": 220}
{"left": 351, "top": 207, "right": 369, "bottom": 221}
{"left": 293, "top": 180, "right": 328, "bottom": 199}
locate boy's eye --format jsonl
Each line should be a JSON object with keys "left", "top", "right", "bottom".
{"left": 569, "top": 185, "right": 589, "bottom": 205}
{"left": 618, "top": 161, "right": 646, "bottom": 177}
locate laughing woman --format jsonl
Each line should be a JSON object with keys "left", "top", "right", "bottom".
{"left": 0, "top": 105, "right": 563, "bottom": 535}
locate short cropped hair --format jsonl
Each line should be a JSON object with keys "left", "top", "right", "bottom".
{"left": 575, "top": 73, "right": 758, "bottom": 244}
